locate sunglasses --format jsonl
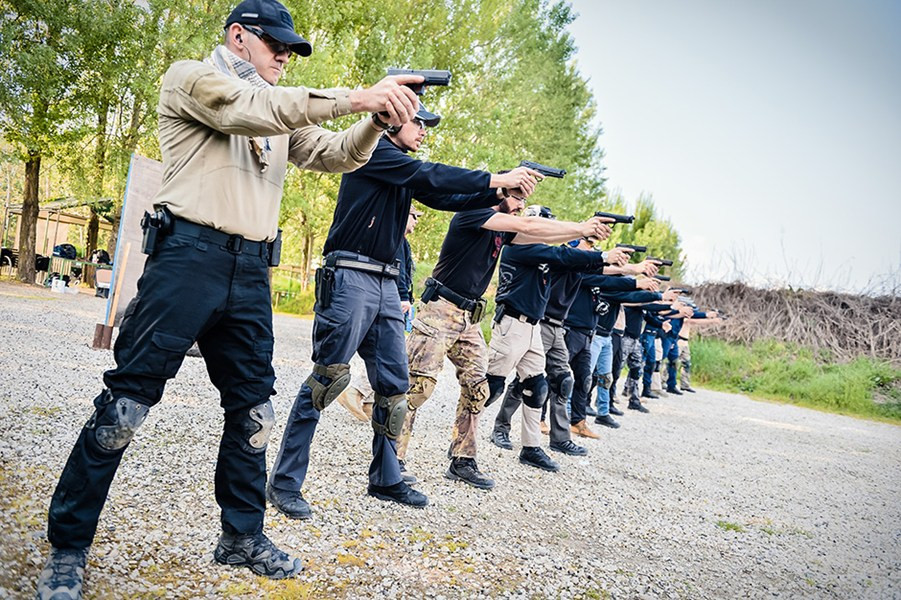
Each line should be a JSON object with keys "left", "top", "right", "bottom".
{"left": 242, "top": 25, "right": 292, "bottom": 57}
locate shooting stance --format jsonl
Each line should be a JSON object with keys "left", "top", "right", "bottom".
{"left": 35, "top": 0, "right": 425, "bottom": 596}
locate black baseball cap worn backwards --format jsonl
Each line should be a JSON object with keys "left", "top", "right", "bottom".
{"left": 226, "top": 0, "right": 313, "bottom": 57}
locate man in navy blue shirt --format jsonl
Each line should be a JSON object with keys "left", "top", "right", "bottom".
{"left": 269, "top": 102, "right": 542, "bottom": 513}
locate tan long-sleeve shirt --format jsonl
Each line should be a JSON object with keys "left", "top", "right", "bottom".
{"left": 153, "top": 60, "right": 382, "bottom": 241}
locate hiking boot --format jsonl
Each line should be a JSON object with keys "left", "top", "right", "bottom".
{"left": 642, "top": 388, "right": 659, "bottom": 399}
{"left": 571, "top": 419, "right": 600, "bottom": 439}
{"left": 490, "top": 429, "right": 512, "bottom": 450}
{"left": 628, "top": 401, "right": 650, "bottom": 413}
{"left": 445, "top": 457, "right": 495, "bottom": 490}
{"left": 609, "top": 402, "right": 624, "bottom": 416}
{"left": 214, "top": 531, "right": 303, "bottom": 579}
{"left": 548, "top": 439, "right": 588, "bottom": 456}
{"left": 398, "top": 460, "right": 417, "bottom": 484}
{"left": 666, "top": 387, "right": 684, "bottom": 396}
{"left": 35, "top": 547, "right": 88, "bottom": 600}
{"left": 367, "top": 481, "right": 428, "bottom": 508}
{"left": 539, "top": 420, "right": 550, "bottom": 435}
{"left": 266, "top": 484, "right": 312, "bottom": 520}
{"left": 594, "top": 414, "right": 621, "bottom": 429}
{"left": 519, "top": 446, "right": 560, "bottom": 472}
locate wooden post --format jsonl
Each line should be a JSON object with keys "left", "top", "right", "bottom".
{"left": 92, "top": 242, "right": 131, "bottom": 350}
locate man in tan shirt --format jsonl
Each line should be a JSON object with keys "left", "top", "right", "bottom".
{"left": 36, "top": 0, "right": 422, "bottom": 596}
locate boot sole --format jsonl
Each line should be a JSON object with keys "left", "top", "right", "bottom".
{"left": 367, "top": 490, "right": 428, "bottom": 508}
{"left": 548, "top": 445, "right": 588, "bottom": 457}
{"left": 444, "top": 469, "right": 495, "bottom": 490}
{"left": 519, "top": 457, "right": 560, "bottom": 472}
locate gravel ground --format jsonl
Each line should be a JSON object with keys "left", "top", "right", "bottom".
{"left": 0, "top": 280, "right": 899, "bottom": 599}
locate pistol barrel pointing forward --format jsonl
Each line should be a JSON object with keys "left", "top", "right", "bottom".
{"left": 594, "top": 211, "right": 635, "bottom": 225}
{"left": 519, "top": 160, "right": 566, "bottom": 178}
{"left": 387, "top": 68, "right": 452, "bottom": 95}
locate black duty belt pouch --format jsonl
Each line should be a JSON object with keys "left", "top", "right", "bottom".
{"left": 268, "top": 229, "right": 282, "bottom": 267}
{"left": 315, "top": 266, "right": 335, "bottom": 309}
{"left": 421, "top": 278, "right": 439, "bottom": 303}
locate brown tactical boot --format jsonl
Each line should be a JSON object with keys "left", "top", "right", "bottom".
{"left": 570, "top": 419, "right": 600, "bottom": 439}
{"left": 335, "top": 386, "right": 369, "bottom": 423}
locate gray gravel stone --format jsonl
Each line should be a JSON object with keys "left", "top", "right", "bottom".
{"left": 0, "top": 281, "right": 899, "bottom": 598}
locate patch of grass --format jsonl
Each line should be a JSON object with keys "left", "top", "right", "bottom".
{"left": 715, "top": 520, "right": 745, "bottom": 533}
{"left": 692, "top": 338, "right": 901, "bottom": 423}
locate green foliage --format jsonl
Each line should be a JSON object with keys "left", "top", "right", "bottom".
{"left": 691, "top": 337, "right": 901, "bottom": 422}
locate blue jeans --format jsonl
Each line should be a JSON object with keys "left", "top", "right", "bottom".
{"left": 590, "top": 334, "right": 613, "bottom": 416}
{"left": 640, "top": 330, "right": 658, "bottom": 388}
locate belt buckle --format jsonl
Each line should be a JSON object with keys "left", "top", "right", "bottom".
{"left": 226, "top": 235, "right": 244, "bottom": 254}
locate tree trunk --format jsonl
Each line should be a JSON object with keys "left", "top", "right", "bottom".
{"left": 302, "top": 227, "right": 313, "bottom": 291}
{"left": 18, "top": 153, "right": 41, "bottom": 284}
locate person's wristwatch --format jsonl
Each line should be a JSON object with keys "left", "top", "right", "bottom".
{"left": 371, "top": 112, "right": 391, "bottom": 130}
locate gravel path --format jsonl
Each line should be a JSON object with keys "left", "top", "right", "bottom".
{"left": 0, "top": 280, "right": 898, "bottom": 599}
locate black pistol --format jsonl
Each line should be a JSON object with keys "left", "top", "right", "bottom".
{"left": 594, "top": 211, "right": 634, "bottom": 225}
{"left": 654, "top": 275, "right": 671, "bottom": 282}
{"left": 616, "top": 243, "right": 647, "bottom": 253}
{"left": 648, "top": 256, "right": 674, "bottom": 267}
{"left": 519, "top": 160, "right": 566, "bottom": 178}
{"left": 387, "top": 68, "right": 451, "bottom": 95}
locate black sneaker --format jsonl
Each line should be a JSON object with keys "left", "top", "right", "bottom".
{"left": 214, "top": 531, "right": 302, "bottom": 579}
{"left": 367, "top": 481, "right": 428, "bottom": 507}
{"left": 445, "top": 457, "right": 495, "bottom": 490}
{"left": 519, "top": 447, "right": 560, "bottom": 472}
{"left": 609, "top": 403, "right": 624, "bottom": 416}
{"left": 682, "top": 386, "right": 697, "bottom": 393}
{"left": 548, "top": 439, "right": 588, "bottom": 456}
{"left": 594, "top": 414, "right": 621, "bottom": 429}
{"left": 666, "top": 387, "right": 684, "bottom": 395}
{"left": 585, "top": 404, "right": 597, "bottom": 417}
{"left": 35, "top": 547, "right": 88, "bottom": 600}
{"left": 398, "top": 460, "right": 418, "bottom": 484}
{"left": 641, "top": 388, "right": 659, "bottom": 399}
{"left": 628, "top": 401, "right": 650, "bottom": 413}
{"left": 490, "top": 429, "right": 512, "bottom": 450}
{"left": 267, "top": 484, "right": 312, "bottom": 520}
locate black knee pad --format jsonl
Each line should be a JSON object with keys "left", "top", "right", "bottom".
{"left": 549, "top": 372, "right": 574, "bottom": 399}
{"left": 226, "top": 400, "right": 275, "bottom": 455}
{"left": 485, "top": 374, "right": 507, "bottom": 407}
{"left": 87, "top": 389, "right": 149, "bottom": 453}
{"left": 521, "top": 374, "right": 548, "bottom": 409}
{"left": 628, "top": 367, "right": 641, "bottom": 380}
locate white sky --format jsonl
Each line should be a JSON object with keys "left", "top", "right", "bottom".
{"left": 567, "top": 0, "right": 901, "bottom": 292}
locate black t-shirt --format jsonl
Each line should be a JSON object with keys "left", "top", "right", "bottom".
{"left": 496, "top": 244, "right": 606, "bottom": 322}
{"left": 564, "top": 274, "right": 637, "bottom": 331}
{"left": 323, "top": 138, "right": 499, "bottom": 263}
{"left": 431, "top": 208, "right": 514, "bottom": 299}
{"left": 595, "top": 290, "right": 661, "bottom": 336}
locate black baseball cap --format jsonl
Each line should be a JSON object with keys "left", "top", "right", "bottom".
{"left": 416, "top": 102, "right": 441, "bottom": 127}
{"left": 226, "top": 0, "right": 313, "bottom": 57}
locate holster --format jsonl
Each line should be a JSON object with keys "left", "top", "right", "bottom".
{"left": 493, "top": 303, "right": 505, "bottom": 325}
{"left": 140, "top": 207, "right": 173, "bottom": 256}
{"left": 314, "top": 266, "right": 335, "bottom": 309}
{"left": 420, "top": 278, "right": 438, "bottom": 303}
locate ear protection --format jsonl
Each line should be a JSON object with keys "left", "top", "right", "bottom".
{"left": 237, "top": 34, "right": 243, "bottom": 42}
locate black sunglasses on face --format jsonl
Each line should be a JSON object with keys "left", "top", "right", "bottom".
{"left": 242, "top": 25, "right": 292, "bottom": 57}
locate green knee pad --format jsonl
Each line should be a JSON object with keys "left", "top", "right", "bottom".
{"left": 306, "top": 363, "right": 351, "bottom": 411}
{"left": 371, "top": 393, "right": 408, "bottom": 440}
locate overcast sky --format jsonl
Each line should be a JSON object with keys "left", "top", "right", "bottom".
{"left": 567, "top": 0, "right": 901, "bottom": 292}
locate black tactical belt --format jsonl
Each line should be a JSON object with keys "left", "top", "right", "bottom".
{"left": 595, "top": 327, "right": 613, "bottom": 337}
{"left": 567, "top": 324, "right": 595, "bottom": 337}
{"left": 541, "top": 316, "right": 565, "bottom": 328}
{"left": 424, "top": 278, "right": 478, "bottom": 311}
{"left": 499, "top": 305, "right": 538, "bottom": 325}
{"left": 644, "top": 326, "right": 662, "bottom": 335}
{"left": 171, "top": 218, "right": 270, "bottom": 257}
{"left": 324, "top": 252, "right": 399, "bottom": 279}
{"left": 679, "top": 336, "right": 689, "bottom": 341}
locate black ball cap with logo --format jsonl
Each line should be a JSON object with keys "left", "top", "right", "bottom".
{"left": 225, "top": 0, "right": 313, "bottom": 57}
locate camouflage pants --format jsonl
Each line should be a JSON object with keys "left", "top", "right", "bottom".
{"left": 621, "top": 335, "right": 644, "bottom": 403}
{"left": 678, "top": 339, "right": 692, "bottom": 388}
{"left": 401, "top": 298, "right": 489, "bottom": 461}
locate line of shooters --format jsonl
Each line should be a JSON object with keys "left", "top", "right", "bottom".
{"left": 333, "top": 170, "right": 724, "bottom": 493}
{"left": 34, "top": 0, "right": 723, "bottom": 594}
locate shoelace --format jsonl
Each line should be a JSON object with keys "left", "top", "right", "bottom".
{"left": 251, "top": 533, "right": 289, "bottom": 563}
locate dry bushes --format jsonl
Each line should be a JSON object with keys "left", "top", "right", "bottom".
{"left": 691, "top": 282, "right": 901, "bottom": 365}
